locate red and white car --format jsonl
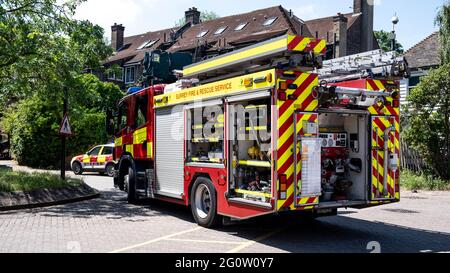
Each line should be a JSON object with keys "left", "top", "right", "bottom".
{"left": 71, "top": 144, "right": 115, "bottom": 177}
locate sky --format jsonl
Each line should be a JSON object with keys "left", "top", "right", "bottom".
{"left": 74, "top": 0, "right": 447, "bottom": 50}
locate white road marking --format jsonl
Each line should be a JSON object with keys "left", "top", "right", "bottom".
{"left": 109, "top": 227, "right": 202, "bottom": 253}
{"left": 165, "top": 238, "right": 243, "bottom": 245}
{"left": 226, "top": 226, "right": 287, "bottom": 253}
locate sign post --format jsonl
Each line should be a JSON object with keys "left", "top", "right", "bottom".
{"left": 59, "top": 89, "right": 73, "bottom": 180}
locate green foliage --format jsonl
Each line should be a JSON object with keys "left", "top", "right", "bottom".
{"left": 435, "top": 2, "right": 450, "bottom": 64}
{"left": 400, "top": 170, "right": 450, "bottom": 191}
{"left": 0, "top": 0, "right": 113, "bottom": 107}
{"left": 402, "top": 63, "right": 450, "bottom": 180}
{"left": 1, "top": 74, "right": 124, "bottom": 168}
{"left": 0, "top": 166, "right": 81, "bottom": 192}
{"left": 374, "top": 30, "right": 404, "bottom": 54}
{"left": 175, "top": 10, "right": 220, "bottom": 26}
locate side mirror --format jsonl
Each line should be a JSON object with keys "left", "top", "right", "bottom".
{"left": 105, "top": 109, "right": 115, "bottom": 135}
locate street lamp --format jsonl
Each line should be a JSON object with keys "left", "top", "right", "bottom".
{"left": 390, "top": 13, "right": 399, "bottom": 52}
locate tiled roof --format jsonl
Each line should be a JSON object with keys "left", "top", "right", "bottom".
{"left": 168, "top": 6, "right": 309, "bottom": 52}
{"left": 305, "top": 13, "right": 360, "bottom": 43}
{"left": 403, "top": 32, "right": 440, "bottom": 69}
{"left": 105, "top": 27, "right": 177, "bottom": 65}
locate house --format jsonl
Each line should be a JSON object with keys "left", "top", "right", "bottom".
{"left": 401, "top": 32, "right": 441, "bottom": 104}
{"left": 102, "top": 0, "right": 379, "bottom": 89}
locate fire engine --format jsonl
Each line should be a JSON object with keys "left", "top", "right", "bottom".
{"left": 108, "top": 34, "right": 409, "bottom": 227}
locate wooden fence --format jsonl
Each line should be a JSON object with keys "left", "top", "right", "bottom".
{"left": 400, "top": 141, "right": 426, "bottom": 172}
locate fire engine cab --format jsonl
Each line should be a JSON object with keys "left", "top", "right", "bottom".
{"left": 109, "top": 34, "right": 409, "bottom": 227}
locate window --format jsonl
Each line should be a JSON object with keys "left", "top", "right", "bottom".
{"left": 108, "top": 70, "right": 115, "bottom": 80}
{"left": 137, "top": 40, "right": 158, "bottom": 50}
{"left": 187, "top": 104, "right": 224, "bottom": 164}
{"left": 116, "top": 102, "right": 128, "bottom": 133}
{"left": 134, "top": 94, "right": 148, "bottom": 128}
{"left": 125, "top": 66, "right": 135, "bottom": 84}
{"left": 196, "top": 30, "right": 209, "bottom": 38}
{"left": 234, "top": 22, "right": 248, "bottom": 31}
{"left": 88, "top": 146, "right": 101, "bottom": 156}
{"left": 263, "top": 17, "right": 277, "bottom": 26}
{"left": 102, "top": 146, "right": 113, "bottom": 155}
{"left": 107, "top": 68, "right": 124, "bottom": 81}
{"left": 214, "top": 26, "right": 227, "bottom": 35}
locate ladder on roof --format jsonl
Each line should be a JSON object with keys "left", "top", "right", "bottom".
{"left": 182, "top": 34, "right": 326, "bottom": 82}
{"left": 317, "top": 49, "right": 410, "bottom": 82}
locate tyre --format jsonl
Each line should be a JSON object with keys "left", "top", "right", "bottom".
{"left": 105, "top": 163, "right": 115, "bottom": 177}
{"left": 71, "top": 161, "right": 83, "bottom": 175}
{"left": 125, "top": 165, "right": 137, "bottom": 204}
{"left": 190, "top": 177, "right": 222, "bottom": 228}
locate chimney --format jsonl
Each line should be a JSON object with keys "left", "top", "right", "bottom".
{"left": 111, "top": 23, "right": 125, "bottom": 51}
{"left": 333, "top": 13, "right": 348, "bottom": 57}
{"left": 185, "top": 7, "right": 200, "bottom": 25}
{"left": 354, "top": 0, "right": 374, "bottom": 51}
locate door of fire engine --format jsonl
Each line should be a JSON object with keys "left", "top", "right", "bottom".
{"left": 293, "top": 111, "right": 321, "bottom": 206}
{"left": 371, "top": 116, "right": 398, "bottom": 200}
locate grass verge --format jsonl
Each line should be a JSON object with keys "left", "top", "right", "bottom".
{"left": 0, "top": 166, "right": 82, "bottom": 192}
{"left": 401, "top": 170, "right": 450, "bottom": 191}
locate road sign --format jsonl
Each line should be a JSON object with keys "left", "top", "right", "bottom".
{"left": 59, "top": 114, "right": 73, "bottom": 136}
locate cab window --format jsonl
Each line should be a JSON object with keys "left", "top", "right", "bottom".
{"left": 134, "top": 94, "right": 148, "bottom": 128}
{"left": 116, "top": 102, "right": 128, "bottom": 133}
{"left": 102, "top": 146, "right": 113, "bottom": 155}
{"left": 88, "top": 146, "right": 101, "bottom": 156}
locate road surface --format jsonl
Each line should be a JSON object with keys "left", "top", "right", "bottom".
{"left": 0, "top": 160, "right": 449, "bottom": 253}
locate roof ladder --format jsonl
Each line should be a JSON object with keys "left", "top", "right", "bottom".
{"left": 182, "top": 34, "right": 326, "bottom": 82}
{"left": 317, "top": 49, "right": 410, "bottom": 82}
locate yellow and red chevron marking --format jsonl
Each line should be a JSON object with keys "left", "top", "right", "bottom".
{"left": 367, "top": 80, "right": 400, "bottom": 200}
{"left": 367, "top": 79, "right": 399, "bottom": 116}
{"left": 371, "top": 117, "right": 398, "bottom": 199}
{"left": 276, "top": 70, "right": 319, "bottom": 211}
{"left": 287, "top": 35, "right": 326, "bottom": 55}
{"left": 297, "top": 196, "right": 319, "bottom": 207}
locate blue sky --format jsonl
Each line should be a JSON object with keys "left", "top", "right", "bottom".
{"left": 75, "top": 0, "right": 446, "bottom": 50}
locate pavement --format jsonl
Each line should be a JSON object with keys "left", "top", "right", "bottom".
{"left": 0, "top": 160, "right": 449, "bottom": 253}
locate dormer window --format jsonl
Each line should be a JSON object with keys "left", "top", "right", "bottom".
{"left": 234, "top": 22, "right": 248, "bottom": 31}
{"left": 214, "top": 26, "right": 227, "bottom": 35}
{"left": 196, "top": 30, "right": 209, "bottom": 38}
{"left": 263, "top": 17, "right": 278, "bottom": 26}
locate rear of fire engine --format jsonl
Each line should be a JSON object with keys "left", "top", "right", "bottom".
{"left": 111, "top": 34, "right": 409, "bottom": 228}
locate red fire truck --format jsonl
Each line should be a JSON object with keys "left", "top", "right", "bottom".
{"left": 109, "top": 34, "right": 408, "bottom": 227}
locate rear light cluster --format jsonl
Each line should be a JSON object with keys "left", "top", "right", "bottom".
{"left": 279, "top": 174, "right": 287, "bottom": 200}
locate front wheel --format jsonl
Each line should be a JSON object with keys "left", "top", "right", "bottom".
{"left": 125, "top": 165, "right": 137, "bottom": 204}
{"left": 190, "top": 177, "right": 222, "bottom": 228}
{"left": 72, "top": 161, "right": 83, "bottom": 175}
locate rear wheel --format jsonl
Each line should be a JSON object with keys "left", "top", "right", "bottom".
{"left": 190, "top": 177, "right": 221, "bottom": 228}
{"left": 105, "top": 163, "right": 115, "bottom": 177}
{"left": 71, "top": 161, "right": 83, "bottom": 175}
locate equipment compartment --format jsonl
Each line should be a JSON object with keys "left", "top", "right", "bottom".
{"left": 227, "top": 97, "right": 273, "bottom": 203}
{"left": 318, "top": 111, "right": 369, "bottom": 203}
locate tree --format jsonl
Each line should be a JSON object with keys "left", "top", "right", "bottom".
{"left": 1, "top": 74, "right": 123, "bottom": 168}
{"left": 175, "top": 10, "right": 220, "bottom": 26}
{"left": 0, "top": 1, "right": 122, "bottom": 168}
{"left": 374, "top": 30, "right": 404, "bottom": 54}
{"left": 0, "top": 0, "right": 112, "bottom": 106}
{"left": 402, "top": 63, "right": 450, "bottom": 180}
{"left": 435, "top": 2, "right": 450, "bottom": 64}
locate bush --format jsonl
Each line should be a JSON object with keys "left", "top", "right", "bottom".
{"left": 401, "top": 170, "right": 450, "bottom": 191}
{"left": 1, "top": 74, "right": 123, "bottom": 169}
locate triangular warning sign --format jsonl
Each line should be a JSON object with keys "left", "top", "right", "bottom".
{"left": 59, "top": 114, "right": 73, "bottom": 136}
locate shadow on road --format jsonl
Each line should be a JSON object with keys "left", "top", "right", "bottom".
{"left": 2, "top": 188, "right": 448, "bottom": 253}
